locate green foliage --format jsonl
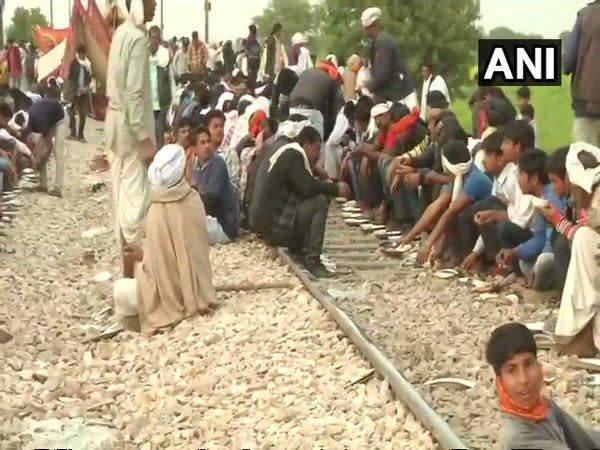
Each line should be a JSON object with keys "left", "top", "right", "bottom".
{"left": 487, "top": 26, "right": 543, "bottom": 40}
{"left": 453, "top": 75, "right": 573, "bottom": 152}
{"left": 6, "top": 7, "right": 49, "bottom": 44}
{"left": 316, "top": 0, "right": 480, "bottom": 98}
{"left": 559, "top": 30, "right": 572, "bottom": 50}
{"left": 252, "top": 0, "right": 318, "bottom": 49}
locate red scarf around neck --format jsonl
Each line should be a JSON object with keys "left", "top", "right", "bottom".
{"left": 497, "top": 378, "right": 549, "bottom": 422}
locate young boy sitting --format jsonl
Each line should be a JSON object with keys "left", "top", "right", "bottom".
{"left": 178, "top": 117, "right": 197, "bottom": 167}
{"left": 520, "top": 104, "right": 537, "bottom": 147}
{"left": 515, "top": 86, "right": 532, "bottom": 117}
{"left": 461, "top": 131, "right": 518, "bottom": 272}
{"left": 486, "top": 322, "right": 600, "bottom": 450}
{"left": 462, "top": 121, "right": 536, "bottom": 272}
{"left": 496, "top": 150, "right": 559, "bottom": 283}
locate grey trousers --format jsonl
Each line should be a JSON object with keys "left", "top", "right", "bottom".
{"left": 292, "top": 194, "right": 329, "bottom": 261}
{"left": 519, "top": 253, "right": 556, "bottom": 291}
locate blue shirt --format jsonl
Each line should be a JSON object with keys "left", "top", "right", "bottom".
{"left": 515, "top": 184, "right": 565, "bottom": 261}
{"left": 27, "top": 99, "right": 65, "bottom": 136}
{"left": 193, "top": 154, "right": 239, "bottom": 239}
{"left": 442, "top": 166, "right": 493, "bottom": 202}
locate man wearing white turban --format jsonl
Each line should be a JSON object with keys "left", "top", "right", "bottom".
{"left": 541, "top": 142, "right": 600, "bottom": 357}
{"left": 105, "top": 0, "right": 157, "bottom": 278}
{"left": 360, "top": 7, "right": 417, "bottom": 109}
{"left": 288, "top": 33, "right": 313, "bottom": 76}
{"left": 115, "top": 143, "right": 218, "bottom": 334}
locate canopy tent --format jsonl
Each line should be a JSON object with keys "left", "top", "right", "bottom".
{"left": 34, "top": 26, "right": 69, "bottom": 53}
{"left": 37, "top": 40, "right": 67, "bottom": 82}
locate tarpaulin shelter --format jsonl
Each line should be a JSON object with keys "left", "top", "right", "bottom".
{"left": 34, "top": 26, "right": 69, "bottom": 53}
{"left": 37, "top": 0, "right": 116, "bottom": 85}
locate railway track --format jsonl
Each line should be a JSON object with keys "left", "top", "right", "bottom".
{"left": 279, "top": 200, "right": 470, "bottom": 449}
{"left": 278, "top": 200, "right": 600, "bottom": 450}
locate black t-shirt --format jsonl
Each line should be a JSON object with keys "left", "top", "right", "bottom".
{"left": 27, "top": 100, "right": 65, "bottom": 136}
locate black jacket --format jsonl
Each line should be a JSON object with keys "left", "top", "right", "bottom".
{"left": 369, "top": 32, "right": 414, "bottom": 102}
{"left": 68, "top": 60, "right": 92, "bottom": 90}
{"left": 249, "top": 139, "right": 338, "bottom": 244}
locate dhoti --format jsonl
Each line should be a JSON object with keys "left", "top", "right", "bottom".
{"left": 555, "top": 227, "right": 600, "bottom": 351}
{"left": 111, "top": 145, "right": 150, "bottom": 246}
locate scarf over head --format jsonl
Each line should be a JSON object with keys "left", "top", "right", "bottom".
{"left": 441, "top": 141, "right": 473, "bottom": 201}
{"left": 268, "top": 142, "right": 313, "bottom": 176}
{"left": 497, "top": 378, "right": 549, "bottom": 422}
{"left": 148, "top": 144, "right": 186, "bottom": 187}
{"left": 116, "top": 0, "right": 145, "bottom": 26}
{"left": 277, "top": 118, "right": 311, "bottom": 140}
{"left": 566, "top": 142, "right": 600, "bottom": 194}
{"left": 8, "top": 110, "right": 29, "bottom": 131}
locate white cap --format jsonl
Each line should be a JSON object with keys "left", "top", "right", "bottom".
{"left": 361, "top": 7, "right": 382, "bottom": 27}
{"left": 291, "top": 32, "right": 308, "bottom": 45}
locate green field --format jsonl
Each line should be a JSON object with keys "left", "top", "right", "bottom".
{"left": 452, "top": 75, "right": 574, "bottom": 152}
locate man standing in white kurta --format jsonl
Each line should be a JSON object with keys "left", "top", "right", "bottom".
{"left": 105, "top": 0, "right": 157, "bottom": 278}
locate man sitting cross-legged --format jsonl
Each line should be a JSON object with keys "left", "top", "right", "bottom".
{"left": 249, "top": 124, "right": 351, "bottom": 277}
{"left": 391, "top": 139, "right": 492, "bottom": 264}
{"left": 485, "top": 322, "right": 600, "bottom": 450}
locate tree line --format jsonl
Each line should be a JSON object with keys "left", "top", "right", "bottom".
{"left": 252, "top": 0, "right": 572, "bottom": 97}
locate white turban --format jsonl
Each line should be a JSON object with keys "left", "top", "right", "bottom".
{"left": 277, "top": 119, "right": 311, "bottom": 139}
{"left": 566, "top": 142, "right": 600, "bottom": 193}
{"left": 116, "top": 0, "right": 145, "bottom": 26}
{"left": 8, "top": 110, "right": 29, "bottom": 131}
{"left": 292, "top": 32, "right": 308, "bottom": 46}
{"left": 148, "top": 144, "right": 186, "bottom": 187}
{"left": 361, "top": 7, "right": 382, "bottom": 27}
{"left": 246, "top": 96, "right": 270, "bottom": 118}
{"left": 371, "top": 102, "right": 392, "bottom": 119}
{"left": 216, "top": 91, "right": 234, "bottom": 111}
{"left": 442, "top": 148, "right": 473, "bottom": 201}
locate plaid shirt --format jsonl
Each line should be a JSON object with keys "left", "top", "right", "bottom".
{"left": 189, "top": 40, "right": 209, "bottom": 74}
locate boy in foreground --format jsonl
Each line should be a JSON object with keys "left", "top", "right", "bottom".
{"left": 486, "top": 322, "right": 600, "bottom": 450}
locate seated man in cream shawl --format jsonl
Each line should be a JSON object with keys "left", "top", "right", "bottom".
{"left": 113, "top": 144, "right": 218, "bottom": 334}
{"left": 550, "top": 143, "right": 600, "bottom": 357}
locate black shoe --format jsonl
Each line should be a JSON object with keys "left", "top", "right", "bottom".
{"left": 78, "top": 136, "right": 87, "bottom": 143}
{"left": 304, "top": 258, "right": 335, "bottom": 278}
{"left": 67, "top": 134, "right": 77, "bottom": 141}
